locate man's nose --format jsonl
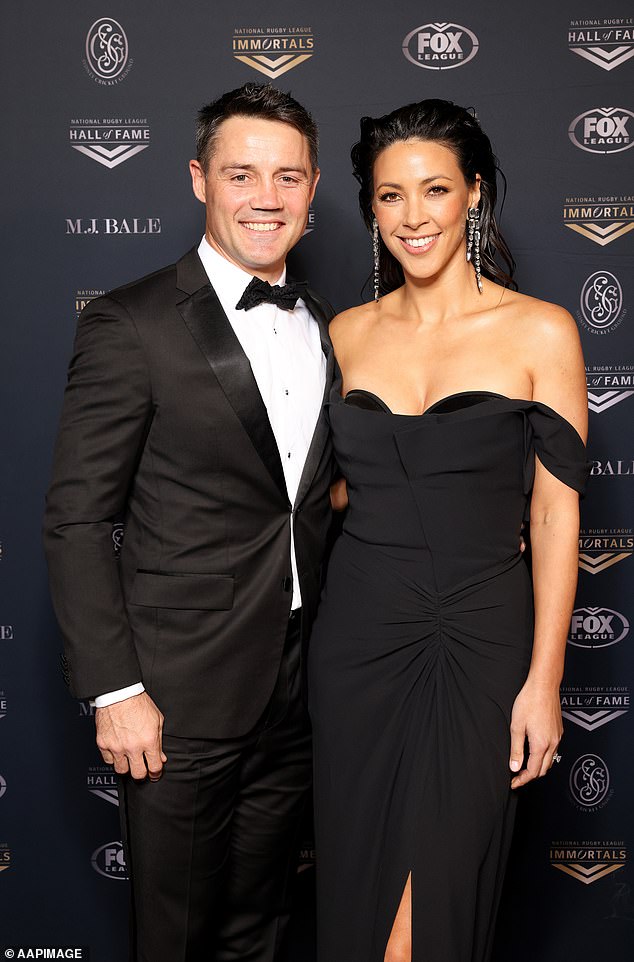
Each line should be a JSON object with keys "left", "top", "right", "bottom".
{"left": 251, "top": 178, "right": 282, "bottom": 210}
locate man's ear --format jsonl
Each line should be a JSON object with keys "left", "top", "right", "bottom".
{"left": 309, "top": 168, "right": 321, "bottom": 205}
{"left": 189, "top": 159, "right": 207, "bottom": 204}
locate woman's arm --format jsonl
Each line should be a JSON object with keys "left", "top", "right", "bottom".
{"left": 509, "top": 306, "right": 587, "bottom": 789}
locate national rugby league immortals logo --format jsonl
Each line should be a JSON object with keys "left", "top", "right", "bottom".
{"left": 586, "top": 364, "right": 634, "bottom": 412}
{"left": 0, "top": 843, "right": 11, "bottom": 873}
{"left": 568, "top": 16, "right": 634, "bottom": 71}
{"left": 69, "top": 118, "right": 150, "bottom": 169}
{"left": 577, "top": 271, "right": 626, "bottom": 335}
{"left": 568, "top": 107, "right": 634, "bottom": 153}
{"left": 551, "top": 840, "right": 627, "bottom": 884}
{"left": 563, "top": 196, "right": 634, "bottom": 246}
{"left": 569, "top": 606, "right": 630, "bottom": 648}
{"left": 75, "top": 290, "right": 105, "bottom": 320}
{"left": 91, "top": 840, "right": 128, "bottom": 879}
{"left": 561, "top": 686, "right": 629, "bottom": 731}
{"left": 578, "top": 529, "right": 634, "bottom": 574}
{"left": 402, "top": 23, "right": 479, "bottom": 70}
{"left": 232, "top": 26, "right": 314, "bottom": 78}
{"left": 87, "top": 766, "right": 119, "bottom": 806}
{"left": 83, "top": 18, "right": 133, "bottom": 85}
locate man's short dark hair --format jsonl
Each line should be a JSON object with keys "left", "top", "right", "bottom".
{"left": 196, "top": 82, "right": 319, "bottom": 175}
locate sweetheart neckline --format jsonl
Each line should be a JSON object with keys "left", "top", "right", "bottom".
{"left": 338, "top": 387, "right": 587, "bottom": 447}
{"left": 342, "top": 388, "right": 512, "bottom": 418}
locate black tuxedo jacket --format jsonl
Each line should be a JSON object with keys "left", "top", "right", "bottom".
{"left": 43, "top": 247, "right": 336, "bottom": 738}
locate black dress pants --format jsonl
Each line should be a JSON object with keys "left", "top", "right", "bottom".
{"left": 118, "top": 612, "right": 311, "bottom": 962}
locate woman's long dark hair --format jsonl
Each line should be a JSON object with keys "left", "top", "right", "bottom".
{"left": 351, "top": 99, "right": 517, "bottom": 296}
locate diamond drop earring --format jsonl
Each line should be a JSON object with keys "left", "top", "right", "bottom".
{"left": 372, "top": 216, "right": 380, "bottom": 301}
{"left": 466, "top": 207, "right": 483, "bottom": 294}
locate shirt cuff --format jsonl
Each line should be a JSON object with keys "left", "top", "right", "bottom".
{"left": 92, "top": 683, "right": 145, "bottom": 708}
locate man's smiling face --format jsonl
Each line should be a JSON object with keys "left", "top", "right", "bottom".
{"left": 190, "top": 115, "right": 319, "bottom": 283}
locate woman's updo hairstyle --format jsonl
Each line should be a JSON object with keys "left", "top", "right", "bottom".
{"left": 351, "top": 99, "right": 516, "bottom": 296}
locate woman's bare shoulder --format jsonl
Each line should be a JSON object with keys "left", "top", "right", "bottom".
{"left": 329, "top": 302, "right": 377, "bottom": 348}
{"left": 499, "top": 288, "right": 579, "bottom": 348}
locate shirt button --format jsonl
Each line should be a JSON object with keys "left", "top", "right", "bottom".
{"left": 282, "top": 577, "right": 292, "bottom": 592}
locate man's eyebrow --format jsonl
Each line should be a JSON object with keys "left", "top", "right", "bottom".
{"left": 220, "top": 163, "right": 309, "bottom": 176}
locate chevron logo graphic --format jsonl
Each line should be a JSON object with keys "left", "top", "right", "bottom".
{"left": 553, "top": 861, "right": 625, "bottom": 884}
{"left": 562, "top": 708, "right": 628, "bottom": 731}
{"left": 565, "top": 221, "right": 634, "bottom": 245}
{"left": 587, "top": 389, "right": 634, "bottom": 413}
{"left": 578, "top": 552, "right": 632, "bottom": 574}
{"left": 72, "top": 142, "right": 149, "bottom": 169}
{"left": 234, "top": 53, "right": 312, "bottom": 78}
{"left": 89, "top": 787, "right": 119, "bottom": 806}
{"left": 570, "top": 44, "right": 634, "bottom": 71}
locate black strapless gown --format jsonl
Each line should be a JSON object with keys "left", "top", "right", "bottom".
{"left": 308, "top": 388, "right": 589, "bottom": 962}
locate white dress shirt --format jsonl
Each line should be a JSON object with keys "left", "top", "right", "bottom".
{"left": 94, "top": 238, "right": 326, "bottom": 707}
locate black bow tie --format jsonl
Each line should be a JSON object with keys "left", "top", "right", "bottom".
{"left": 235, "top": 276, "right": 308, "bottom": 312}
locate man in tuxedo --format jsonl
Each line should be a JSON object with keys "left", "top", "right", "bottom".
{"left": 43, "top": 83, "right": 335, "bottom": 962}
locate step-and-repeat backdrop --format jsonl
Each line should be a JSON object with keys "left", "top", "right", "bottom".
{"left": 1, "top": 1, "right": 633, "bottom": 959}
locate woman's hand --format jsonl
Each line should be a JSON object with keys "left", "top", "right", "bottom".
{"left": 509, "top": 678, "right": 563, "bottom": 789}
{"left": 330, "top": 477, "right": 348, "bottom": 511}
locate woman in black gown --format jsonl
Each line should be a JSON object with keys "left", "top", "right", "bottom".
{"left": 308, "top": 100, "right": 589, "bottom": 962}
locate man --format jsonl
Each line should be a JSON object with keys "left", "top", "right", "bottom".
{"left": 44, "top": 83, "right": 335, "bottom": 962}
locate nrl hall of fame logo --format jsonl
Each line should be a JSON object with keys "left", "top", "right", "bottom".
{"left": 75, "top": 290, "right": 105, "bottom": 320}
{"left": 402, "top": 22, "right": 479, "bottom": 70}
{"left": 568, "top": 16, "right": 634, "bottom": 71}
{"left": 91, "top": 840, "right": 128, "bottom": 880}
{"left": 83, "top": 18, "right": 133, "bottom": 85}
{"left": 568, "top": 107, "right": 634, "bottom": 154}
{"left": 551, "top": 840, "right": 627, "bottom": 884}
{"left": 70, "top": 118, "right": 150, "bottom": 170}
{"left": 87, "top": 765, "right": 119, "bottom": 806}
{"left": 561, "top": 685, "right": 629, "bottom": 731}
{"left": 569, "top": 753, "right": 613, "bottom": 812}
{"left": 579, "top": 528, "right": 633, "bottom": 574}
{"left": 577, "top": 271, "right": 626, "bottom": 335}
{"left": 232, "top": 26, "right": 314, "bottom": 79}
{"left": 586, "top": 363, "right": 634, "bottom": 412}
{"left": 569, "top": 605, "right": 630, "bottom": 648}
{"left": 0, "top": 689, "right": 7, "bottom": 720}
{"left": 563, "top": 195, "right": 634, "bottom": 246}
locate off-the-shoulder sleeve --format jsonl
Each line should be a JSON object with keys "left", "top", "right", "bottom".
{"left": 523, "top": 402, "right": 591, "bottom": 496}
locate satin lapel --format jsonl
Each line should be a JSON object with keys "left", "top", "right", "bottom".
{"left": 295, "top": 288, "right": 336, "bottom": 507}
{"left": 176, "top": 259, "right": 289, "bottom": 504}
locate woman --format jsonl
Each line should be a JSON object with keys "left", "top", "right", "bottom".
{"left": 308, "top": 100, "right": 589, "bottom": 962}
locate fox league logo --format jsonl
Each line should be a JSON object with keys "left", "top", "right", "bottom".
{"left": 569, "top": 107, "right": 634, "bottom": 153}
{"left": 91, "top": 840, "right": 128, "bottom": 879}
{"left": 569, "top": 606, "right": 630, "bottom": 647}
{"left": 402, "top": 23, "right": 479, "bottom": 70}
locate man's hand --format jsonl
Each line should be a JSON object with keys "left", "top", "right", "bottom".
{"left": 96, "top": 692, "right": 166, "bottom": 781}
